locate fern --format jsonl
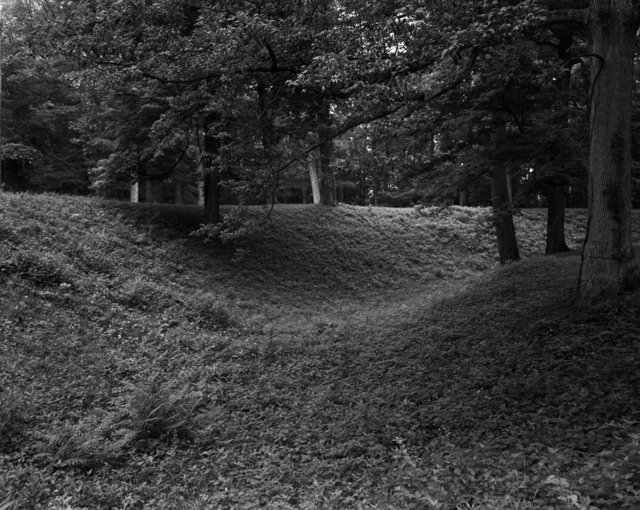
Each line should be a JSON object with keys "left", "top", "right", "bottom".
{"left": 0, "top": 496, "right": 16, "bottom": 510}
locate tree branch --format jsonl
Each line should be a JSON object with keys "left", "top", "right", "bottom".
{"left": 272, "top": 48, "right": 482, "bottom": 177}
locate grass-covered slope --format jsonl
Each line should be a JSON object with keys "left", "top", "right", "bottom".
{"left": 1, "top": 192, "right": 639, "bottom": 509}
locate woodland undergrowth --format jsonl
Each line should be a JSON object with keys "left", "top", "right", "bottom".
{"left": 1, "top": 193, "right": 639, "bottom": 509}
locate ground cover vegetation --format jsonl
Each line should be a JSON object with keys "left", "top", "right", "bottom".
{"left": 1, "top": 192, "right": 640, "bottom": 509}
{"left": 2, "top": 1, "right": 640, "bottom": 508}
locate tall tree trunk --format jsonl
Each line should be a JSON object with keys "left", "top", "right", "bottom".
{"left": 459, "top": 189, "right": 468, "bottom": 207}
{"left": 579, "top": 1, "right": 639, "bottom": 298}
{"left": 197, "top": 179, "right": 205, "bottom": 206}
{"left": 258, "top": 79, "right": 281, "bottom": 205}
{"left": 309, "top": 163, "right": 321, "bottom": 204}
{"left": 145, "top": 180, "right": 155, "bottom": 203}
{"left": 203, "top": 118, "right": 222, "bottom": 224}
{"left": 545, "top": 181, "right": 569, "bottom": 254}
{"left": 130, "top": 181, "right": 139, "bottom": 203}
{"left": 203, "top": 169, "right": 220, "bottom": 223}
{"left": 545, "top": 46, "right": 572, "bottom": 254}
{"left": 319, "top": 134, "right": 336, "bottom": 205}
{"left": 194, "top": 122, "right": 206, "bottom": 207}
{"left": 317, "top": 102, "right": 336, "bottom": 206}
{"left": 491, "top": 165, "right": 520, "bottom": 264}
{"left": 490, "top": 119, "right": 520, "bottom": 264}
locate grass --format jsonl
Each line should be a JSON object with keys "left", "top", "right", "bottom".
{"left": 0, "top": 192, "right": 639, "bottom": 509}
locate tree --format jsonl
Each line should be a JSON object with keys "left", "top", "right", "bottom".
{"left": 534, "top": 9, "right": 589, "bottom": 254}
{"left": 40, "top": 0, "right": 347, "bottom": 218}
{"left": 578, "top": 1, "right": 640, "bottom": 298}
{"left": 490, "top": 117, "right": 521, "bottom": 264}
{"left": 0, "top": 1, "right": 88, "bottom": 193}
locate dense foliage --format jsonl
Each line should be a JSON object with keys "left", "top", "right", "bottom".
{"left": 0, "top": 0, "right": 593, "bottom": 207}
{"left": 14, "top": 1, "right": 639, "bottom": 281}
{"left": 0, "top": 3, "right": 87, "bottom": 193}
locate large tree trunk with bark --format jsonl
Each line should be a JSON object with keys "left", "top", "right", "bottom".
{"left": 258, "top": 79, "right": 281, "bottom": 206}
{"left": 309, "top": 163, "right": 321, "bottom": 204}
{"left": 197, "top": 179, "right": 205, "bottom": 206}
{"left": 203, "top": 118, "right": 222, "bottom": 224}
{"left": 145, "top": 180, "right": 156, "bottom": 203}
{"left": 459, "top": 189, "right": 468, "bottom": 207}
{"left": 544, "top": 37, "right": 573, "bottom": 254}
{"left": 579, "top": 1, "right": 639, "bottom": 298}
{"left": 203, "top": 169, "right": 220, "bottom": 223}
{"left": 545, "top": 181, "right": 570, "bottom": 254}
{"left": 317, "top": 102, "right": 336, "bottom": 206}
{"left": 318, "top": 133, "right": 336, "bottom": 206}
{"left": 130, "top": 181, "right": 139, "bottom": 203}
{"left": 491, "top": 165, "right": 520, "bottom": 264}
{"left": 491, "top": 119, "right": 520, "bottom": 264}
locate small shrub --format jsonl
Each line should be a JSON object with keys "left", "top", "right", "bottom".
{"left": 111, "top": 376, "right": 202, "bottom": 450}
{"left": 68, "top": 244, "right": 114, "bottom": 275}
{"left": 187, "top": 293, "right": 233, "bottom": 331}
{"left": 3, "top": 250, "right": 71, "bottom": 287}
{"left": 28, "top": 413, "right": 132, "bottom": 475}
{"left": 0, "top": 225, "right": 18, "bottom": 245}
{"left": 113, "top": 276, "right": 174, "bottom": 311}
{"left": 191, "top": 205, "right": 259, "bottom": 243}
{"left": 45, "top": 495, "right": 89, "bottom": 510}
{"left": 35, "top": 424, "right": 96, "bottom": 471}
{"left": 0, "top": 467, "right": 50, "bottom": 510}
{"left": 0, "top": 496, "right": 17, "bottom": 510}
{"left": 0, "top": 363, "right": 29, "bottom": 455}
{"left": 0, "top": 472, "right": 17, "bottom": 509}
{"left": 0, "top": 399, "right": 26, "bottom": 454}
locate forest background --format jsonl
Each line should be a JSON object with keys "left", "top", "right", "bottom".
{"left": 0, "top": 5, "right": 597, "bottom": 238}
{"left": 5, "top": 0, "right": 640, "bottom": 299}
{"left": 3, "top": 2, "right": 640, "bottom": 508}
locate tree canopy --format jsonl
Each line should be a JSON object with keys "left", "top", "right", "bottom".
{"left": 1, "top": 0, "right": 638, "bottom": 297}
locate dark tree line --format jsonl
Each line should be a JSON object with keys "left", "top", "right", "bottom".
{"left": 1, "top": 0, "right": 639, "bottom": 299}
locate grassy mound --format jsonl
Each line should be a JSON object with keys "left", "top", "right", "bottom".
{"left": 1, "top": 192, "right": 639, "bottom": 509}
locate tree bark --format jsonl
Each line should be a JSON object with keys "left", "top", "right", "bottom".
{"left": 145, "top": 180, "right": 155, "bottom": 203}
{"left": 317, "top": 102, "right": 336, "bottom": 206}
{"left": 490, "top": 119, "right": 520, "bottom": 264}
{"left": 459, "top": 189, "right": 468, "bottom": 207}
{"left": 130, "top": 181, "right": 139, "bottom": 203}
{"left": 258, "top": 79, "right": 281, "bottom": 205}
{"left": 491, "top": 165, "right": 520, "bottom": 264}
{"left": 544, "top": 39, "right": 572, "bottom": 254}
{"left": 545, "top": 182, "right": 570, "bottom": 254}
{"left": 579, "top": 1, "right": 640, "bottom": 298}
{"left": 203, "top": 120, "right": 222, "bottom": 224}
{"left": 309, "top": 163, "right": 321, "bottom": 204}
{"left": 194, "top": 122, "right": 206, "bottom": 207}
{"left": 197, "top": 179, "right": 205, "bottom": 206}
{"left": 319, "top": 134, "right": 336, "bottom": 205}
{"left": 203, "top": 169, "right": 220, "bottom": 223}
